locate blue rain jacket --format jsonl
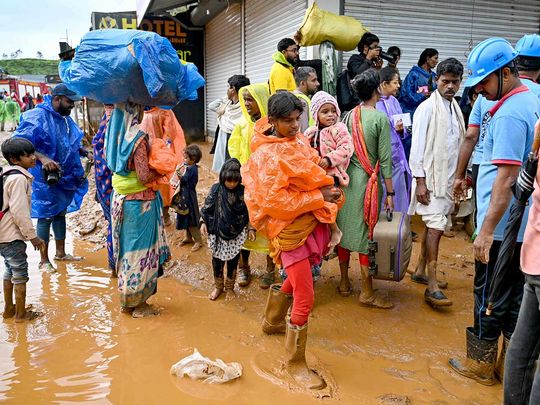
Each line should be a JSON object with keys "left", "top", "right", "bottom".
{"left": 399, "top": 65, "right": 437, "bottom": 116}
{"left": 14, "top": 97, "right": 88, "bottom": 218}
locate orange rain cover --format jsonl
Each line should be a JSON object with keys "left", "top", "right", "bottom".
{"left": 140, "top": 107, "right": 187, "bottom": 205}
{"left": 241, "top": 117, "right": 341, "bottom": 239}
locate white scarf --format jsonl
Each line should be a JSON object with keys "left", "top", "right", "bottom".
{"left": 423, "top": 90, "right": 465, "bottom": 197}
{"left": 216, "top": 100, "right": 242, "bottom": 134}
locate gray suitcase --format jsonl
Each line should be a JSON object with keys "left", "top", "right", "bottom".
{"left": 367, "top": 211, "right": 412, "bottom": 281}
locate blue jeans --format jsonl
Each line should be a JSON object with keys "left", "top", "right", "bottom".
{"left": 504, "top": 274, "right": 540, "bottom": 404}
{"left": 0, "top": 240, "right": 29, "bottom": 284}
{"left": 36, "top": 210, "right": 67, "bottom": 243}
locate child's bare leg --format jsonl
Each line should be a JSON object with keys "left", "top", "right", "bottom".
{"left": 14, "top": 283, "right": 41, "bottom": 322}
{"left": 3, "top": 279, "right": 15, "bottom": 318}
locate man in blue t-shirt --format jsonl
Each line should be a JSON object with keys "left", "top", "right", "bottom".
{"left": 449, "top": 38, "right": 540, "bottom": 386}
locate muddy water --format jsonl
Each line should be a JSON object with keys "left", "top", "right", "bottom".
{"left": 0, "top": 136, "right": 501, "bottom": 404}
{"left": 0, "top": 224, "right": 503, "bottom": 405}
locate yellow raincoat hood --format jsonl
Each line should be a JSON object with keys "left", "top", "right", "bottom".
{"left": 228, "top": 83, "right": 270, "bottom": 165}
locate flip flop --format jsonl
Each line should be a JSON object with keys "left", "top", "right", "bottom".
{"left": 424, "top": 289, "right": 453, "bottom": 307}
{"left": 336, "top": 284, "right": 352, "bottom": 297}
{"left": 54, "top": 254, "right": 83, "bottom": 262}
{"left": 39, "top": 262, "right": 57, "bottom": 273}
{"left": 410, "top": 274, "right": 448, "bottom": 290}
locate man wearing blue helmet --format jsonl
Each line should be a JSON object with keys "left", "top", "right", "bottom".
{"left": 449, "top": 38, "right": 540, "bottom": 386}
{"left": 515, "top": 33, "right": 540, "bottom": 93}
{"left": 502, "top": 33, "right": 540, "bottom": 405}
{"left": 454, "top": 34, "right": 540, "bottom": 227}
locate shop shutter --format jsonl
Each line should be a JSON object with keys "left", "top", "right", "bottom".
{"left": 205, "top": 3, "right": 242, "bottom": 135}
{"left": 244, "top": 0, "right": 307, "bottom": 85}
{"left": 343, "top": 0, "right": 540, "bottom": 83}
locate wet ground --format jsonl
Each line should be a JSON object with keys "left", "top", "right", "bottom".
{"left": 0, "top": 133, "right": 502, "bottom": 404}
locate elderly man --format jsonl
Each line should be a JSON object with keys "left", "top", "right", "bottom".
{"left": 14, "top": 84, "right": 90, "bottom": 272}
{"left": 292, "top": 66, "right": 319, "bottom": 133}
{"left": 408, "top": 58, "right": 466, "bottom": 308}
{"left": 268, "top": 38, "right": 299, "bottom": 94}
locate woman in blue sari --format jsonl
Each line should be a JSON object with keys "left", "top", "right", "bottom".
{"left": 105, "top": 103, "right": 170, "bottom": 317}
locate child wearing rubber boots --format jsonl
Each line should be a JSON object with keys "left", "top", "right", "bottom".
{"left": 1, "top": 138, "right": 45, "bottom": 322}
{"left": 242, "top": 92, "right": 343, "bottom": 391}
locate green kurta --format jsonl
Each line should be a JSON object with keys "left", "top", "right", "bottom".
{"left": 337, "top": 108, "right": 392, "bottom": 254}
{"left": 0, "top": 100, "right": 6, "bottom": 124}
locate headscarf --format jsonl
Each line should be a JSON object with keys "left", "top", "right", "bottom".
{"left": 201, "top": 158, "right": 249, "bottom": 240}
{"left": 310, "top": 91, "right": 341, "bottom": 126}
{"left": 308, "top": 90, "right": 341, "bottom": 150}
{"left": 238, "top": 83, "right": 270, "bottom": 126}
{"left": 105, "top": 103, "right": 146, "bottom": 176}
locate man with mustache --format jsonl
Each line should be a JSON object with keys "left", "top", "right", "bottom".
{"left": 13, "top": 84, "right": 90, "bottom": 272}
{"left": 449, "top": 38, "right": 540, "bottom": 387}
{"left": 408, "top": 58, "right": 466, "bottom": 308}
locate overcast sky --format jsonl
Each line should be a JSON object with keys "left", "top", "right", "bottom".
{"left": 1, "top": 0, "right": 136, "bottom": 59}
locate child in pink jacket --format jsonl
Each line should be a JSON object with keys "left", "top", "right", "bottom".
{"left": 304, "top": 91, "right": 353, "bottom": 187}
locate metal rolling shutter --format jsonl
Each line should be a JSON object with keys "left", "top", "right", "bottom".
{"left": 205, "top": 3, "right": 242, "bottom": 135}
{"left": 343, "top": 0, "right": 540, "bottom": 83}
{"left": 244, "top": 0, "right": 307, "bottom": 84}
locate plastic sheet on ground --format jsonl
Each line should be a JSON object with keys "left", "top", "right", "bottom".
{"left": 59, "top": 29, "right": 205, "bottom": 107}
{"left": 170, "top": 349, "right": 242, "bottom": 384}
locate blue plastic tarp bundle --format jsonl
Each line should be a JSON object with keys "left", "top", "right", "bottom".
{"left": 59, "top": 29, "right": 205, "bottom": 107}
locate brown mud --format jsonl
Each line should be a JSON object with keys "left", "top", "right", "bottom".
{"left": 0, "top": 136, "right": 502, "bottom": 404}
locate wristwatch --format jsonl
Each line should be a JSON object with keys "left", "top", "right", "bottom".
{"left": 386, "top": 191, "right": 395, "bottom": 196}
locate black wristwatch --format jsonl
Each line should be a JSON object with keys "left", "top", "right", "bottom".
{"left": 387, "top": 191, "right": 395, "bottom": 196}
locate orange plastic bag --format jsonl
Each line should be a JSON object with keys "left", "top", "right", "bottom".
{"left": 148, "top": 138, "right": 177, "bottom": 175}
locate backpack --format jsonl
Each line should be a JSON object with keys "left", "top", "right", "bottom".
{"left": 336, "top": 69, "right": 359, "bottom": 113}
{"left": 0, "top": 167, "right": 22, "bottom": 222}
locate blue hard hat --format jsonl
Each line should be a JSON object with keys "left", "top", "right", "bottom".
{"left": 465, "top": 37, "right": 518, "bottom": 87}
{"left": 515, "top": 34, "right": 540, "bottom": 57}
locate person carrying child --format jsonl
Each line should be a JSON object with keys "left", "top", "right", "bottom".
{"left": 173, "top": 144, "right": 203, "bottom": 252}
{"left": 1, "top": 138, "right": 45, "bottom": 322}
{"left": 200, "top": 158, "right": 252, "bottom": 301}
{"left": 228, "top": 83, "right": 274, "bottom": 289}
{"left": 304, "top": 91, "right": 354, "bottom": 187}
{"left": 242, "top": 92, "right": 343, "bottom": 391}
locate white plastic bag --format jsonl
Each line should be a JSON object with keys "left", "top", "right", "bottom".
{"left": 170, "top": 349, "right": 242, "bottom": 384}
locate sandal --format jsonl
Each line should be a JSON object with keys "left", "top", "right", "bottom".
{"left": 410, "top": 274, "right": 448, "bottom": 289}
{"left": 15, "top": 310, "right": 42, "bottom": 323}
{"left": 237, "top": 268, "right": 251, "bottom": 287}
{"left": 191, "top": 242, "right": 202, "bottom": 252}
{"left": 132, "top": 304, "right": 160, "bottom": 318}
{"left": 424, "top": 289, "right": 453, "bottom": 307}
{"left": 336, "top": 284, "right": 352, "bottom": 297}
{"left": 179, "top": 238, "right": 193, "bottom": 246}
{"left": 359, "top": 293, "right": 394, "bottom": 309}
{"left": 259, "top": 270, "right": 275, "bottom": 289}
{"left": 39, "top": 262, "right": 57, "bottom": 273}
{"left": 54, "top": 254, "right": 83, "bottom": 262}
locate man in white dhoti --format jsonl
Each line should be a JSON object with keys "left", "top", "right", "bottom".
{"left": 408, "top": 58, "right": 466, "bottom": 308}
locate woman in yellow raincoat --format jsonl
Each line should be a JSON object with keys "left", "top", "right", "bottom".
{"left": 228, "top": 83, "right": 274, "bottom": 288}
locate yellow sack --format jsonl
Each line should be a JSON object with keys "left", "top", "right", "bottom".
{"left": 295, "top": 2, "right": 367, "bottom": 52}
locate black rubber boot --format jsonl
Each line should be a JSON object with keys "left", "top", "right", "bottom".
{"left": 448, "top": 327, "right": 498, "bottom": 386}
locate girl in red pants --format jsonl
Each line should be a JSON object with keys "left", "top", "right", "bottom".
{"left": 242, "top": 92, "right": 343, "bottom": 391}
